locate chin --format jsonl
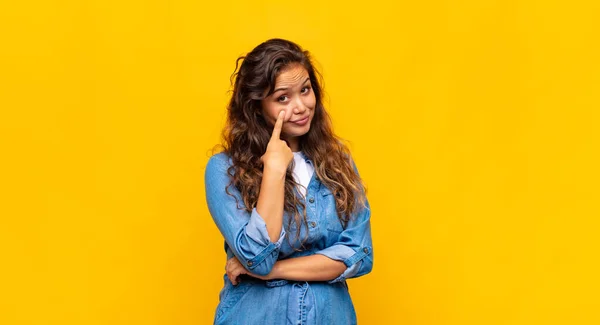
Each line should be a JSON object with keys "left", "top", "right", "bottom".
{"left": 287, "top": 124, "right": 311, "bottom": 137}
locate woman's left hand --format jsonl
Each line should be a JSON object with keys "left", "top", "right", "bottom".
{"left": 226, "top": 256, "right": 270, "bottom": 285}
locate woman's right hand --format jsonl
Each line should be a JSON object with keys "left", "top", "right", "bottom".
{"left": 260, "top": 110, "right": 293, "bottom": 175}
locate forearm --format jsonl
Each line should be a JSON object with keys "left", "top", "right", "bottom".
{"left": 256, "top": 167, "right": 286, "bottom": 242}
{"left": 265, "top": 254, "right": 347, "bottom": 282}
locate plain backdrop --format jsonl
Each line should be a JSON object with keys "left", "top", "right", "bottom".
{"left": 1, "top": 0, "right": 599, "bottom": 324}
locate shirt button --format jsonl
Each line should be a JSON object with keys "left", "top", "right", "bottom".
{"left": 363, "top": 248, "right": 369, "bottom": 254}
{"left": 309, "top": 221, "right": 317, "bottom": 228}
{"left": 309, "top": 197, "right": 315, "bottom": 203}
{"left": 247, "top": 261, "right": 253, "bottom": 267}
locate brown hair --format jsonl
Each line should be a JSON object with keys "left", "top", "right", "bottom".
{"left": 217, "top": 38, "right": 366, "bottom": 247}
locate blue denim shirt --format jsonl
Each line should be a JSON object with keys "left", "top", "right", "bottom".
{"left": 205, "top": 152, "right": 374, "bottom": 325}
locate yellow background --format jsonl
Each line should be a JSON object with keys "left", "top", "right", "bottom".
{"left": 1, "top": 0, "right": 599, "bottom": 324}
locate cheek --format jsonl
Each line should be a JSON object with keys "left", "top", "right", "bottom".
{"left": 304, "top": 93, "right": 317, "bottom": 110}
{"left": 262, "top": 102, "right": 280, "bottom": 123}
{"left": 272, "top": 104, "right": 295, "bottom": 122}
{"left": 278, "top": 106, "right": 292, "bottom": 122}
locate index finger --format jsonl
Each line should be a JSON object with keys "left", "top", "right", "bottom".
{"left": 270, "top": 110, "right": 285, "bottom": 140}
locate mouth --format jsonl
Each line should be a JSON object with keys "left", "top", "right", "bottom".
{"left": 289, "top": 116, "right": 309, "bottom": 125}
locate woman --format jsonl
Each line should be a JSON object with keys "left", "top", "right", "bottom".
{"left": 204, "top": 38, "right": 373, "bottom": 325}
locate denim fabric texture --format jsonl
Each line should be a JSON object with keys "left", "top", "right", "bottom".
{"left": 205, "top": 152, "right": 373, "bottom": 325}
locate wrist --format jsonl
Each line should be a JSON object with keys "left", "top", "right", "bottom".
{"left": 262, "top": 165, "right": 287, "bottom": 181}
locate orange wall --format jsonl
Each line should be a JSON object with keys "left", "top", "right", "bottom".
{"left": 1, "top": 0, "right": 599, "bottom": 324}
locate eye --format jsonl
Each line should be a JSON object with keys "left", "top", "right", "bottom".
{"left": 301, "top": 86, "right": 311, "bottom": 94}
{"left": 277, "top": 95, "right": 288, "bottom": 102}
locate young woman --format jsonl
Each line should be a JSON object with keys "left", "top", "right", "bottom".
{"left": 204, "top": 38, "right": 374, "bottom": 325}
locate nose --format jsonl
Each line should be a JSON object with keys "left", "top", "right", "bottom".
{"left": 292, "top": 97, "right": 307, "bottom": 115}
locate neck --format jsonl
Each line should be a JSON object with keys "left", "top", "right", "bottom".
{"left": 284, "top": 136, "right": 300, "bottom": 152}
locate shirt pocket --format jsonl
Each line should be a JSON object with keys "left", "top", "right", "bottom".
{"left": 320, "top": 187, "right": 345, "bottom": 234}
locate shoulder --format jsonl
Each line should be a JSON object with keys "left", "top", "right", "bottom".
{"left": 205, "top": 152, "right": 233, "bottom": 178}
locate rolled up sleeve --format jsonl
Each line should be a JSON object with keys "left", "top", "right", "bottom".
{"left": 315, "top": 159, "right": 374, "bottom": 284}
{"left": 205, "top": 154, "right": 285, "bottom": 276}
{"left": 315, "top": 202, "right": 373, "bottom": 283}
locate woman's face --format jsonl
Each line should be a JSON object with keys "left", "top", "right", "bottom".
{"left": 261, "top": 63, "right": 316, "bottom": 143}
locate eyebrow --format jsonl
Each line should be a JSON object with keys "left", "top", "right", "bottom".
{"left": 273, "top": 77, "right": 311, "bottom": 93}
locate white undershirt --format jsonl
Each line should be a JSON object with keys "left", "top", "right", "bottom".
{"left": 292, "top": 151, "right": 314, "bottom": 198}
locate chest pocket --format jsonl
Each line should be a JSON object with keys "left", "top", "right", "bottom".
{"left": 320, "top": 187, "right": 345, "bottom": 234}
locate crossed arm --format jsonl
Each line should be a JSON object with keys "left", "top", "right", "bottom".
{"left": 205, "top": 153, "right": 373, "bottom": 286}
{"left": 226, "top": 254, "right": 347, "bottom": 285}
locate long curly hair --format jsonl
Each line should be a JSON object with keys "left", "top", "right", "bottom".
{"left": 217, "top": 38, "right": 366, "bottom": 246}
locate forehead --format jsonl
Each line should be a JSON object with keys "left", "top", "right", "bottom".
{"left": 275, "top": 64, "right": 309, "bottom": 87}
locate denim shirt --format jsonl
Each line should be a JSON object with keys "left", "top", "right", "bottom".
{"left": 204, "top": 152, "right": 374, "bottom": 325}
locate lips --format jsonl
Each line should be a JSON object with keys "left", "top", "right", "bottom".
{"left": 290, "top": 116, "right": 309, "bottom": 123}
{"left": 289, "top": 116, "right": 309, "bottom": 126}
